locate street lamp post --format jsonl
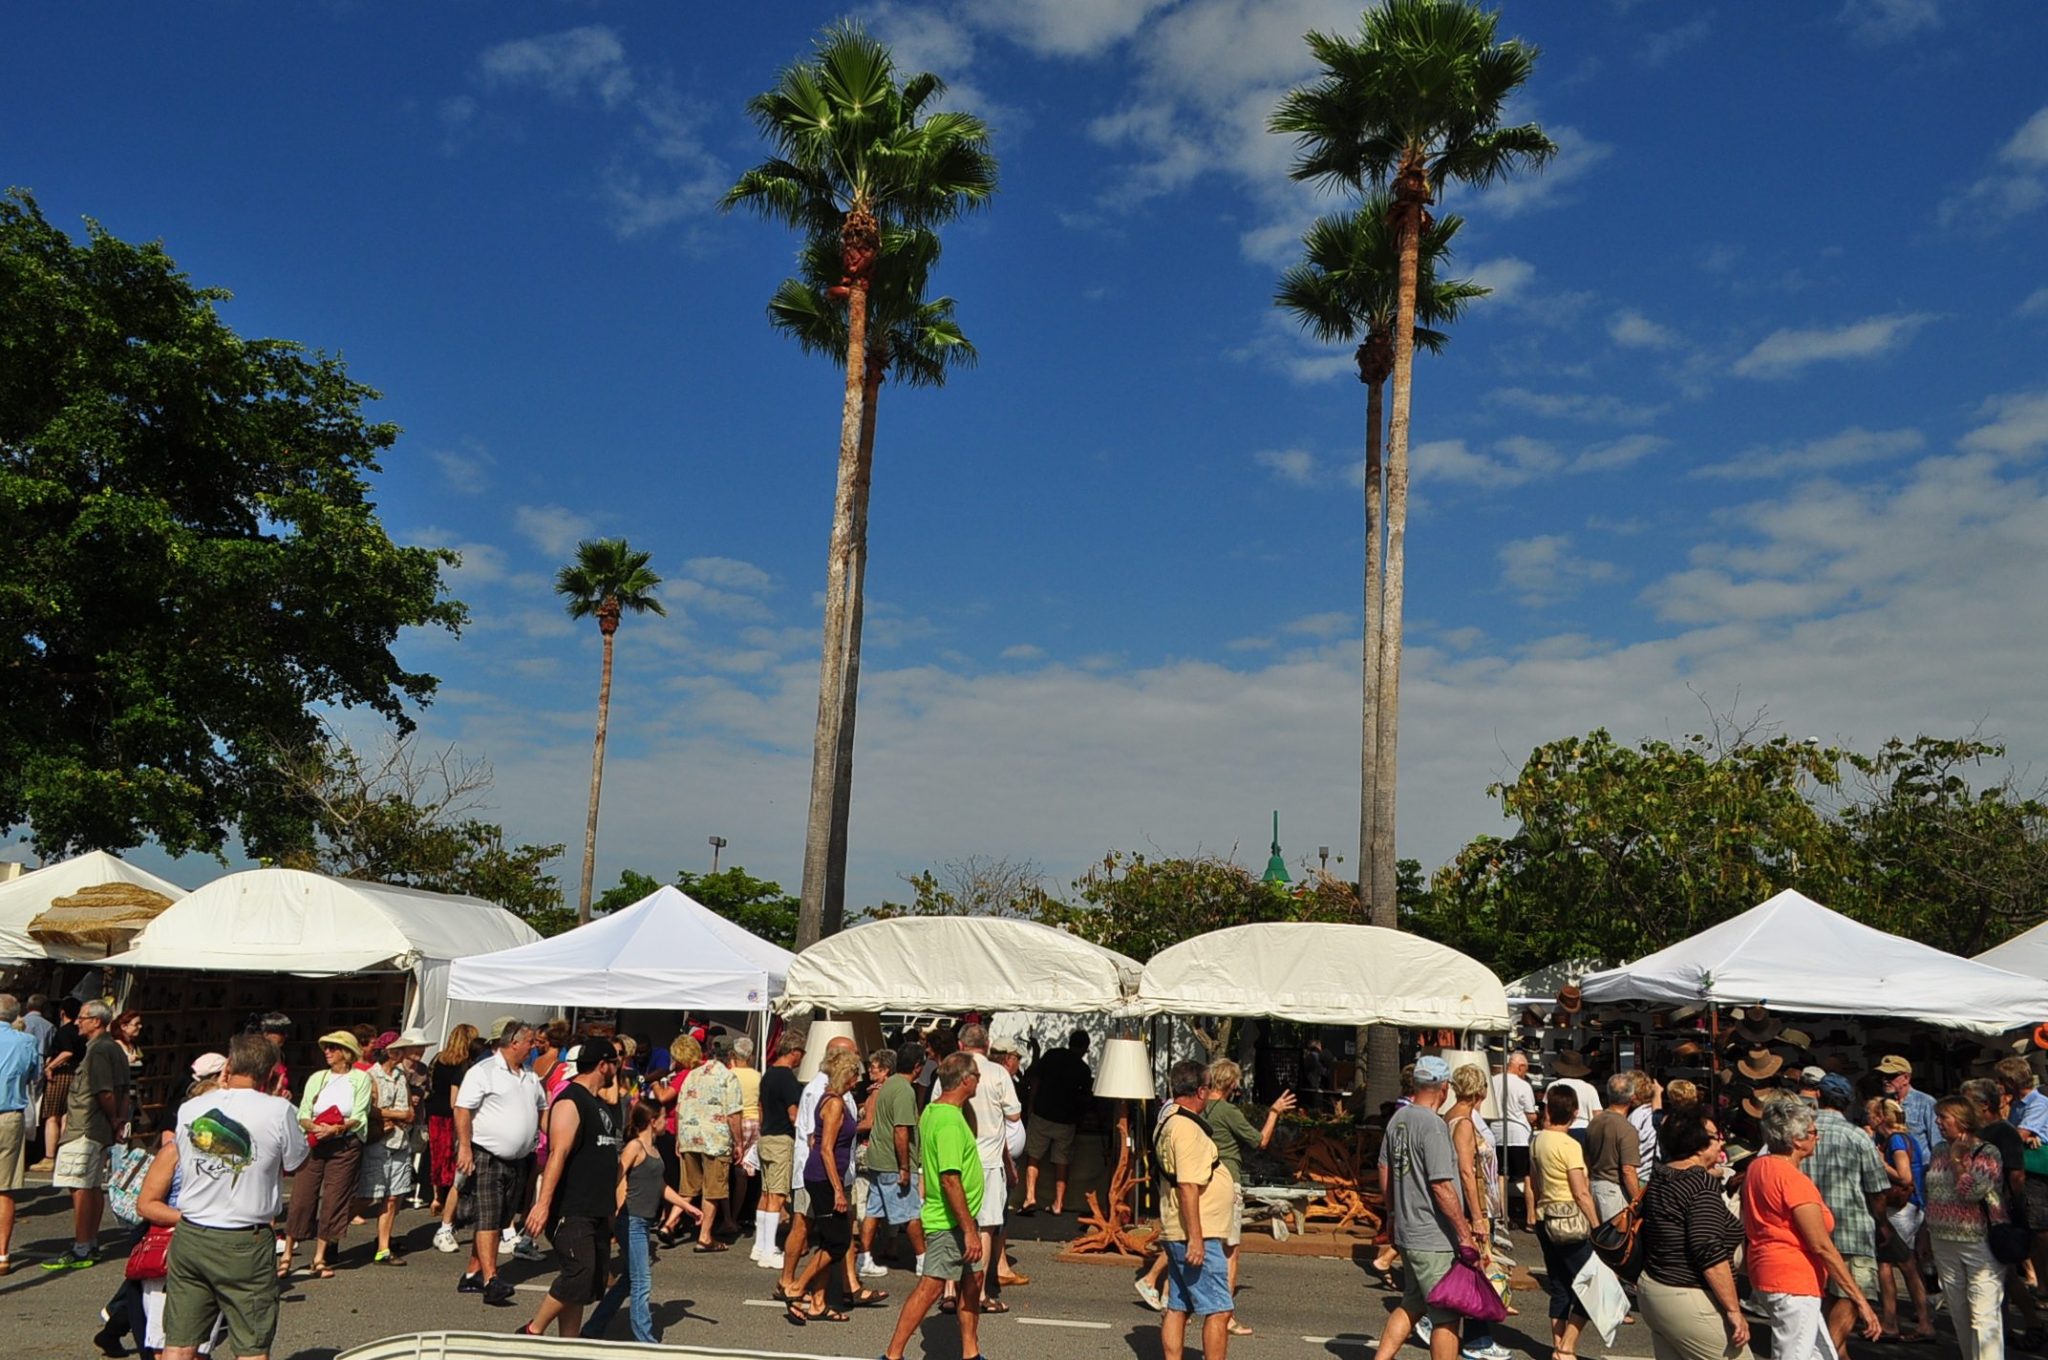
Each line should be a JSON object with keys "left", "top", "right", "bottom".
{"left": 708, "top": 835, "right": 728, "bottom": 873}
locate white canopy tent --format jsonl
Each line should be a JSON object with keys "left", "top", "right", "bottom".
{"left": 1135, "top": 922, "right": 1511, "bottom": 1030}
{"left": 106, "top": 868, "right": 539, "bottom": 1034}
{"left": 777, "top": 916, "right": 1143, "bottom": 1016}
{"left": 448, "top": 885, "right": 793, "bottom": 1015}
{"left": 1975, "top": 923, "right": 2048, "bottom": 982}
{"left": 0, "top": 851, "right": 188, "bottom": 964}
{"left": 1581, "top": 888, "right": 2048, "bottom": 1035}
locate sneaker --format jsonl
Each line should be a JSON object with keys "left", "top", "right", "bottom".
{"left": 433, "top": 1225, "right": 459, "bottom": 1253}
{"left": 859, "top": 1254, "right": 890, "bottom": 1279}
{"left": 1135, "top": 1278, "right": 1163, "bottom": 1311}
{"left": 483, "top": 1277, "right": 517, "bottom": 1307}
{"left": 513, "top": 1234, "right": 546, "bottom": 1261}
{"left": 42, "top": 1250, "right": 96, "bottom": 1271}
{"left": 457, "top": 1272, "right": 485, "bottom": 1295}
{"left": 757, "top": 1249, "right": 785, "bottom": 1270}
{"left": 1462, "top": 1345, "right": 1511, "bottom": 1360}
{"left": 92, "top": 1322, "right": 129, "bottom": 1357}
{"left": 501, "top": 1225, "right": 519, "bottom": 1244}
{"left": 1414, "top": 1316, "right": 1434, "bottom": 1348}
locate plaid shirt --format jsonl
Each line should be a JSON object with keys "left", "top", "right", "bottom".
{"left": 1809, "top": 1109, "right": 1890, "bottom": 1258}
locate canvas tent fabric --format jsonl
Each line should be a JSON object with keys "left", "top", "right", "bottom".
{"left": 1136, "top": 922, "right": 1511, "bottom": 1030}
{"left": 1974, "top": 923, "right": 2048, "bottom": 983}
{"left": 448, "top": 885, "right": 793, "bottom": 1011}
{"left": 777, "top": 917, "right": 1143, "bottom": 1016}
{"left": 1503, "top": 958, "right": 1605, "bottom": 1007}
{"left": 1581, "top": 888, "right": 2048, "bottom": 1035}
{"left": 0, "top": 851, "right": 188, "bottom": 964}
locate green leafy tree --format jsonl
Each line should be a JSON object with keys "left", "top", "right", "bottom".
{"left": 1044, "top": 852, "right": 1305, "bottom": 963}
{"left": 555, "top": 538, "right": 666, "bottom": 924}
{"left": 1272, "top": 0, "right": 1554, "bottom": 1108}
{"left": 0, "top": 189, "right": 463, "bottom": 858}
{"left": 592, "top": 865, "right": 801, "bottom": 950}
{"left": 1275, "top": 195, "right": 1484, "bottom": 926}
{"left": 1836, "top": 736, "right": 2048, "bottom": 956}
{"left": 269, "top": 732, "right": 568, "bottom": 933}
{"left": 724, "top": 23, "right": 997, "bottom": 949}
{"left": 1429, "top": 728, "right": 1848, "bottom": 978}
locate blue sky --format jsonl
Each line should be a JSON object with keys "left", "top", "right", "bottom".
{"left": 13, "top": 1, "right": 2048, "bottom": 911}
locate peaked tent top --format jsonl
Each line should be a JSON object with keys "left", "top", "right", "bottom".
{"left": 1974, "top": 922, "right": 2048, "bottom": 982}
{"left": 0, "top": 851, "right": 189, "bottom": 963}
{"left": 448, "top": 885, "right": 794, "bottom": 1010}
{"left": 1581, "top": 888, "right": 2048, "bottom": 1035}
{"left": 1138, "top": 922, "right": 1510, "bottom": 1030}
{"left": 105, "top": 868, "right": 537, "bottom": 975}
{"left": 777, "top": 916, "right": 1142, "bottom": 1017}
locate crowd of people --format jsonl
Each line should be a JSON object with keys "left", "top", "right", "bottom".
{"left": 1364, "top": 1048, "right": 2048, "bottom": 1360}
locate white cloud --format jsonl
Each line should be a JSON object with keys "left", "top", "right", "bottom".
{"left": 685, "top": 556, "right": 775, "bottom": 593}
{"left": 428, "top": 442, "right": 494, "bottom": 494}
{"left": 514, "top": 504, "right": 600, "bottom": 557}
{"left": 670, "top": 579, "right": 773, "bottom": 622}
{"left": 1730, "top": 312, "right": 1934, "bottom": 378}
{"left": 1466, "top": 257, "right": 1538, "bottom": 306}
{"left": 960, "top": 0, "right": 1173, "bottom": 57}
{"left": 1466, "top": 125, "right": 1613, "bottom": 219}
{"left": 1639, "top": 16, "right": 1712, "bottom": 67}
{"left": 480, "top": 26, "right": 636, "bottom": 109}
{"left": 1607, "top": 308, "right": 1681, "bottom": 350}
{"left": 1498, "top": 535, "right": 1621, "bottom": 606}
{"left": 1254, "top": 448, "right": 1321, "bottom": 486}
{"left": 1839, "top": 0, "right": 1940, "bottom": 45}
{"left": 2019, "top": 287, "right": 2048, "bottom": 318}
{"left": 1488, "top": 386, "right": 1666, "bottom": 426}
{"left": 1571, "top": 433, "right": 1667, "bottom": 473}
{"left": 1417, "top": 432, "right": 1663, "bottom": 490}
{"left": 1697, "top": 426, "right": 1926, "bottom": 480}
{"left": 1939, "top": 105, "right": 2048, "bottom": 232}
{"left": 1000, "top": 644, "right": 1046, "bottom": 662}
{"left": 1284, "top": 611, "right": 1350, "bottom": 639}
{"left": 1961, "top": 389, "right": 2048, "bottom": 460}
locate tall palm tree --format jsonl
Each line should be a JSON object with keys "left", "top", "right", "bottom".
{"left": 724, "top": 24, "right": 996, "bottom": 948}
{"left": 1274, "top": 196, "right": 1486, "bottom": 923}
{"left": 555, "top": 538, "right": 666, "bottom": 923}
{"left": 1273, "top": 0, "right": 1552, "bottom": 1108}
{"left": 765, "top": 226, "right": 976, "bottom": 933}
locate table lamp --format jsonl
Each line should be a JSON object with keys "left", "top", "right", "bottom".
{"left": 1094, "top": 1037, "right": 1156, "bottom": 1099}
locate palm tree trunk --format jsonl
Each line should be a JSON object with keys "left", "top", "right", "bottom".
{"left": 576, "top": 625, "right": 616, "bottom": 924}
{"left": 1363, "top": 163, "right": 1428, "bottom": 1114}
{"left": 797, "top": 212, "right": 878, "bottom": 950}
{"left": 1359, "top": 365, "right": 1386, "bottom": 913}
{"left": 822, "top": 362, "right": 882, "bottom": 936}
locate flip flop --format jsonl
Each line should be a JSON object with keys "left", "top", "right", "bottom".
{"left": 312, "top": 1265, "right": 337, "bottom": 1280}
{"left": 693, "top": 1242, "right": 729, "bottom": 1253}
{"left": 1016, "top": 1205, "right": 1037, "bottom": 1217}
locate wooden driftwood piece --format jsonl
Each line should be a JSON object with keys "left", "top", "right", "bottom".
{"left": 1285, "top": 1126, "right": 1386, "bottom": 1233}
{"left": 1067, "top": 1108, "right": 1161, "bottom": 1258}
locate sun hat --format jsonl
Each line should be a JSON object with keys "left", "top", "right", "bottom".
{"left": 1551, "top": 1049, "right": 1592, "bottom": 1078}
{"left": 372, "top": 1030, "right": 401, "bottom": 1054}
{"left": 318, "top": 1030, "right": 362, "bottom": 1060}
{"left": 1413, "top": 1055, "right": 1452, "bottom": 1085}
{"left": 1737, "top": 1046, "right": 1784, "bottom": 1081}
{"left": 1555, "top": 985, "right": 1584, "bottom": 1014}
{"left": 392, "top": 1027, "right": 432, "bottom": 1050}
{"left": 1876, "top": 1054, "right": 1913, "bottom": 1077}
{"left": 190, "top": 1052, "right": 228, "bottom": 1080}
{"left": 491, "top": 1015, "right": 523, "bottom": 1043}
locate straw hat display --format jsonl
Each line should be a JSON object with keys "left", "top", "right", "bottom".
{"left": 1734, "top": 1006, "right": 1782, "bottom": 1043}
{"left": 1738, "top": 1045, "right": 1785, "bottom": 1080}
{"left": 27, "top": 882, "right": 177, "bottom": 950}
{"left": 1556, "top": 984, "right": 1584, "bottom": 1015}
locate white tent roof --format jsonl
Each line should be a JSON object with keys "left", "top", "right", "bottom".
{"left": 448, "top": 885, "right": 793, "bottom": 1011}
{"left": 0, "top": 851, "right": 189, "bottom": 964}
{"left": 1136, "top": 922, "right": 1511, "bottom": 1030}
{"left": 777, "top": 917, "right": 1142, "bottom": 1016}
{"left": 106, "top": 868, "right": 538, "bottom": 975}
{"left": 1582, "top": 889, "right": 2048, "bottom": 1035}
{"left": 1975, "top": 923, "right": 2048, "bottom": 982}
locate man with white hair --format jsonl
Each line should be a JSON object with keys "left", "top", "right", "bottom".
{"left": 0, "top": 993, "right": 36, "bottom": 1273}
{"left": 1491, "top": 1052, "right": 1538, "bottom": 1229}
{"left": 960, "top": 1023, "right": 1024, "bottom": 1309}
{"left": 47, "top": 998, "right": 128, "bottom": 1268}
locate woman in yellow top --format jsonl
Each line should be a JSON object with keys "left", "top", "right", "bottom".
{"left": 1532, "top": 1084, "right": 1601, "bottom": 1360}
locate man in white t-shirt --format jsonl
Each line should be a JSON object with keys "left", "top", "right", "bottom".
{"left": 454, "top": 1022, "right": 545, "bottom": 1307}
{"left": 160, "top": 1033, "right": 307, "bottom": 1360}
{"left": 960, "top": 1024, "right": 1023, "bottom": 1305}
{"left": 1490, "top": 1053, "right": 1538, "bottom": 1229}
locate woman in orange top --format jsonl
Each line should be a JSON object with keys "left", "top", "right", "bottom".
{"left": 1739, "top": 1096, "right": 1880, "bottom": 1360}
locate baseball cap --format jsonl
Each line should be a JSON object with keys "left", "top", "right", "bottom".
{"left": 567, "top": 1036, "right": 618, "bottom": 1071}
{"left": 1818, "top": 1074, "right": 1856, "bottom": 1104}
{"left": 1799, "top": 1066, "right": 1826, "bottom": 1086}
{"left": 190, "top": 1052, "right": 228, "bottom": 1080}
{"left": 1414, "top": 1055, "right": 1451, "bottom": 1086}
{"left": 1876, "top": 1054, "right": 1912, "bottom": 1076}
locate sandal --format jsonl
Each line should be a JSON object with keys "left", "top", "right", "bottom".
{"left": 785, "top": 1302, "right": 810, "bottom": 1326}
{"left": 850, "top": 1289, "right": 890, "bottom": 1307}
{"left": 982, "top": 1299, "right": 1011, "bottom": 1314}
{"left": 692, "top": 1241, "right": 729, "bottom": 1253}
{"left": 799, "top": 1305, "right": 850, "bottom": 1322}
{"left": 1228, "top": 1320, "right": 1254, "bottom": 1336}
{"left": 312, "top": 1265, "right": 336, "bottom": 1280}
{"left": 940, "top": 1296, "right": 959, "bottom": 1315}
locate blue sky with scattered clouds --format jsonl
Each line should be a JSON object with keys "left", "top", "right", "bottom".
{"left": 13, "top": 1, "right": 2048, "bottom": 909}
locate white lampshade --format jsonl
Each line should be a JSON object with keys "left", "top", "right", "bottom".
{"left": 1094, "top": 1037, "right": 1156, "bottom": 1100}
{"left": 797, "top": 1019, "right": 859, "bottom": 1082}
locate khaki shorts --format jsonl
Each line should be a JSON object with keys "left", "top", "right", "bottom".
{"left": 1024, "top": 1116, "right": 1077, "bottom": 1165}
{"left": 0, "top": 1111, "right": 25, "bottom": 1191}
{"left": 759, "top": 1135, "right": 795, "bottom": 1196}
{"left": 1225, "top": 1183, "right": 1244, "bottom": 1248}
{"left": 921, "top": 1225, "right": 975, "bottom": 1282}
{"left": 164, "top": 1222, "right": 281, "bottom": 1357}
{"left": 1828, "top": 1254, "right": 1878, "bottom": 1301}
{"left": 53, "top": 1136, "right": 109, "bottom": 1190}
{"left": 678, "top": 1150, "right": 731, "bottom": 1199}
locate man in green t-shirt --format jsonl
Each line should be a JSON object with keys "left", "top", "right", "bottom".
{"left": 857, "top": 1044, "right": 927, "bottom": 1277}
{"left": 880, "top": 1052, "right": 985, "bottom": 1360}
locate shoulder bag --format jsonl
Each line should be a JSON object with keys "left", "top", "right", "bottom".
{"left": 125, "top": 1223, "right": 175, "bottom": 1281}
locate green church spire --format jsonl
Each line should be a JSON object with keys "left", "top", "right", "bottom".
{"left": 1262, "top": 809, "right": 1290, "bottom": 884}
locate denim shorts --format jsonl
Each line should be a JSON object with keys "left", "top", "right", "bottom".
{"left": 1164, "top": 1238, "right": 1232, "bottom": 1315}
{"left": 866, "top": 1171, "right": 923, "bottom": 1225}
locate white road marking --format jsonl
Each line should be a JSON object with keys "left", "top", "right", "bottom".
{"left": 1015, "top": 1317, "right": 1114, "bottom": 1329}
{"left": 742, "top": 1296, "right": 787, "bottom": 1307}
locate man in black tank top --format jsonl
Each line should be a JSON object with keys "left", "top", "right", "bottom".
{"left": 516, "top": 1037, "right": 624, "bottom": 1338}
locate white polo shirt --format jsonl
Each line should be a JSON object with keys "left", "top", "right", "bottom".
{"left": 454, "top": 1053, "right": 546, "bottom": 1160}
{"left": 968, "top": 1052, "right": 1021, "bottom": 1168}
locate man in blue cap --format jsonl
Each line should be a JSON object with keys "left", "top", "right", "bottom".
{"left": 1373, "top": 1055, "right": 1477, "bottom": 1360}
{"left": 1809, "top": 1072, "right": 1889, "bottom": 1355}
